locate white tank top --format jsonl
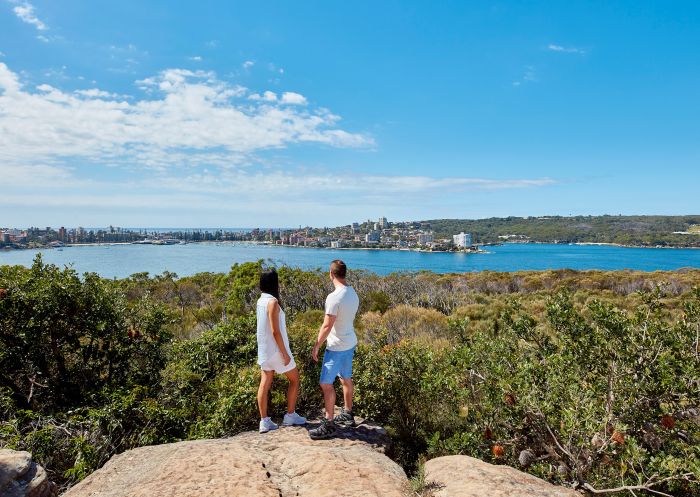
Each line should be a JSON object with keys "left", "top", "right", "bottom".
{"left": 256, "top": 293, "right": 292, "bottom": 365}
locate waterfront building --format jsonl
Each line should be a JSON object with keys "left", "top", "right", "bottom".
{"left": 417, "top": 233, "right": 434, "bottom": 245}
{"left": 365, "top": 231, "right": 380, "bottom": 243}
{"left": 453, "top": 232, "right": 472, "bottom": 248}
{"left": 330, "top": 240, "right": 344, "bottom": 248}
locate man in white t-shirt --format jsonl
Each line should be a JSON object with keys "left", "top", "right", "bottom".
{"left": 309, "top": 260, "right": 360, "bottom": 440}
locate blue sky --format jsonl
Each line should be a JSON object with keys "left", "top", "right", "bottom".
{"left": 1, "top": 1, "right": 699, "bottom": 228}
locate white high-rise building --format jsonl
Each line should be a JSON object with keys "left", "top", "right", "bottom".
{"left": 365, "top": 231, "right": 380, "bottom": 243}
{"left": 378, "top": 217, "right": 388, "bottom": 229}
{"left": 453, "top": 232, "right": 472, "bottom": 248}
{"left": 417, "top": 233, "right": 434, "bottom": 245}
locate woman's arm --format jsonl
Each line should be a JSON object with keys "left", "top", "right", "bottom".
{"left": 268, "top": 299, "right": 291, "bottom": 365}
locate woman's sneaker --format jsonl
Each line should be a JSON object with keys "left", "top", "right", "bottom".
{"left": 259, "top": 417, "right": 279, "bottom": 433}
{"left": 309, "top": 418, "right": 337, "bottom": 440}
{"left": 333, "top": 408, "right": 356, "bottom": 427}
{"left": 282, "top": 412, "right": 307, "bottom": 426}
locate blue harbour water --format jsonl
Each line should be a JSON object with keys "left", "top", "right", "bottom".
{"left": 0, "top": 243, "right": 698, "bottom": 278}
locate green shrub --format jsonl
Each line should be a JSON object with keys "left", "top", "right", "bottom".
{"left": 2, "top": 260, "right": 699, "bottom": 495}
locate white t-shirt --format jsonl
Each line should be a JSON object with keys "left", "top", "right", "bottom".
{"left": 256, "top": 293, "right": 293, "bottom": 365}
{"left": 324, "top": 285, "right": 360, "bottom": 351}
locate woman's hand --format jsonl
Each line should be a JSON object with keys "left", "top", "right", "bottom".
{"left": 281, "top": 350, "right": 292, "bottom": 366}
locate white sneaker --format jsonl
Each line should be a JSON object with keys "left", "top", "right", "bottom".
{"left": 282, "top": 412, "right": 307, "bottom": 426}
{"left": 259, "top": 417, "right": 279, "bottom": 433}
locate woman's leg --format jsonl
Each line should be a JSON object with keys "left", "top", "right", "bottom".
{"left": 257, "top": 370, "right": 275, "bottom": 418}
{"left": 283, "top": 367, "right": 300, "bottom": 414}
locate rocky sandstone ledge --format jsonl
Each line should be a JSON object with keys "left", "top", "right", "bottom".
{"left": 3, "top": 417, "right": 581, "bottom": 497}
{"left": 0, "top": 449, "right": 58, "bottom": 497}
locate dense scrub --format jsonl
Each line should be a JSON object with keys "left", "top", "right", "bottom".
{"left": 1, "top": 256, "right": 699, "bottom": 495}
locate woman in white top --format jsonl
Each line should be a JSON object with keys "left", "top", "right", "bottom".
{"left": 256, "top": 269, "right": 307, "bottom": 433}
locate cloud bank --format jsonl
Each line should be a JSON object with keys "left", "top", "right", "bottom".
{"left": 0, "top": 63, "right": 371, "bottom": 169}
{"left": 0, "top": 62, "right": 555, "bottom": 224}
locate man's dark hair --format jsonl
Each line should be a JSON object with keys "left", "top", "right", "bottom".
{"left": 330, "top": 259, "right": 347, "bottom": 279}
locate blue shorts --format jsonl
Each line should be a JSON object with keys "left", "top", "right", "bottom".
{"left": 320, "top": 346, "right": 356, "bottom": 384}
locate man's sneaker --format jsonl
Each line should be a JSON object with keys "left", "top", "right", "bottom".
{"left": 309, "top": 418, "right": 337, "bottom": 440}
{"left": 259, "top": 417, "right": 279, "bottom": 433}
{"left": 333, "top": 408, "right": 356, "bottom": 427}
{"left": 282, "top": 412, "right": 307, "bottom": 426}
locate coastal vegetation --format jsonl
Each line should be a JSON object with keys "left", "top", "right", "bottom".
{"left": 1, "top": 257, "right": 699, "bottom": 495}
{"left": 429, "top": 215, "right": 700, "bottom": 247}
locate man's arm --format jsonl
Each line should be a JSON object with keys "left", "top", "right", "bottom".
{"left": 312, "top": 313, "right": 336, "bottom": 362}
{"left": 268, "top": 300, "right": 291, "bottom": 365}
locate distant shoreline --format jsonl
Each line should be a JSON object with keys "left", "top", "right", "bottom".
{"left": 2, "top": 240, "right": 699, "bottom": 252}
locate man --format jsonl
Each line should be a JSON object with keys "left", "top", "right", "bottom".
{"left": 309, "top": 259, "right": 360, "bottom": 440}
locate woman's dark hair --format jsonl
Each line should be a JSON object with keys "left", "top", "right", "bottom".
{"left": 259, "top": 269, "right": 281, "bottom": 303}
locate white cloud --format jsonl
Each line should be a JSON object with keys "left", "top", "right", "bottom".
{"left": 0, "top": 63, "right": 372, "bottom": 171}
{"left": 154, "top": 170, "right": 556, "bottom": 198}
{"left": 0, "top": 163, "right": 75, "bottom": 187}
{"left": 547, "top": 44, "right": 586, "bottom": 55}
{"left": 188, "top": 55, "right": 203, "bottom": 62}
{"left": 0, "top": 167, "right": 554, "bottom": 208}
{"left": 74, "top": 88, "right": 122, "bottom": 99}
{"left": 12, "top": 2, "right": 47, "bottom": 31}
{"left": 280, "top": 92, "right": 307, "bottom": 105}
{"left": 512, "top": 66, "right": 536, "bottom": 86}
{"left": 243, "top": 60, "right": 255, "bottom": 69}
{"left": 250, "top": 90, "right": 278, "bottom": 102}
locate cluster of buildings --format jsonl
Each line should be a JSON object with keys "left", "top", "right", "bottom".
{"left": 2, "top": 219, "right": 477, "bottom": 252}
{"left": 266, "top": 218, "right": 476, "bottom": 252}
{"left": 1, "top": 226, "right": 147, "bottom": 248}
{"left": 1, "top": 228, "right": 28, "bottom": 245}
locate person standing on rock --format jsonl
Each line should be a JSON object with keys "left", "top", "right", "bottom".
{"left": 309, "top": 260, "right": 360, "bottom": 440}
{"left": 256, "top": 269, "right": 307, "bottom": 433}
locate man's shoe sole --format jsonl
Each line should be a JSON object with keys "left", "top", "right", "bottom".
{"left": 333, "top": 417, "right": 356, "bottom": 428}
{"left": 282, "top": 421, "right": 307, "bottom": 426}
{"left": 309, "top": 431, "right": 335, "bottom": 440}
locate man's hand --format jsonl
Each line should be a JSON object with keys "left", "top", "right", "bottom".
{"left": 314, "top": 313, "right": 336, "bottom": 362}
{"left": 281, "top": 350, "right": 292, "bottom": 366}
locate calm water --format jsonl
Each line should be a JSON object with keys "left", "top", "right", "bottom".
{"left": 0, "top": 243, "right": 698, "bottom": 278}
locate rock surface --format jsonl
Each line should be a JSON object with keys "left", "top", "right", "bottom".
{"left": 0, "top": 449, "right": 57, "bottom": 497}
{"left": 424, "top": 455, "right": 580, "bottom": 497}
{"left": 60, "top": 415, "right": 586, "bottom": 497}
{"left": 62, "top": 420, "right": 406, "bottom": 497}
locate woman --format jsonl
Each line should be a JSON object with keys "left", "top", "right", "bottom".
{"left": 256, "top": 268, "right": 307, "bottom": 433}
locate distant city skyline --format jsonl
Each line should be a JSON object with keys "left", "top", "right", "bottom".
{"left": 2, "top": 1, "right": 699, "bottom": 227}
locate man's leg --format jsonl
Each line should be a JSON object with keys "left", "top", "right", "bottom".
{"left": 320, "top": 383, "right": 336, "bottom": 419}
{"left": 257, "top": 370, "right": 274, "bottom": 419}
{"left": 339, "top": 377, "right": 353, "bottom": 412}
{"left": 332, "top": 348, "right": 357, "bottom": 427}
